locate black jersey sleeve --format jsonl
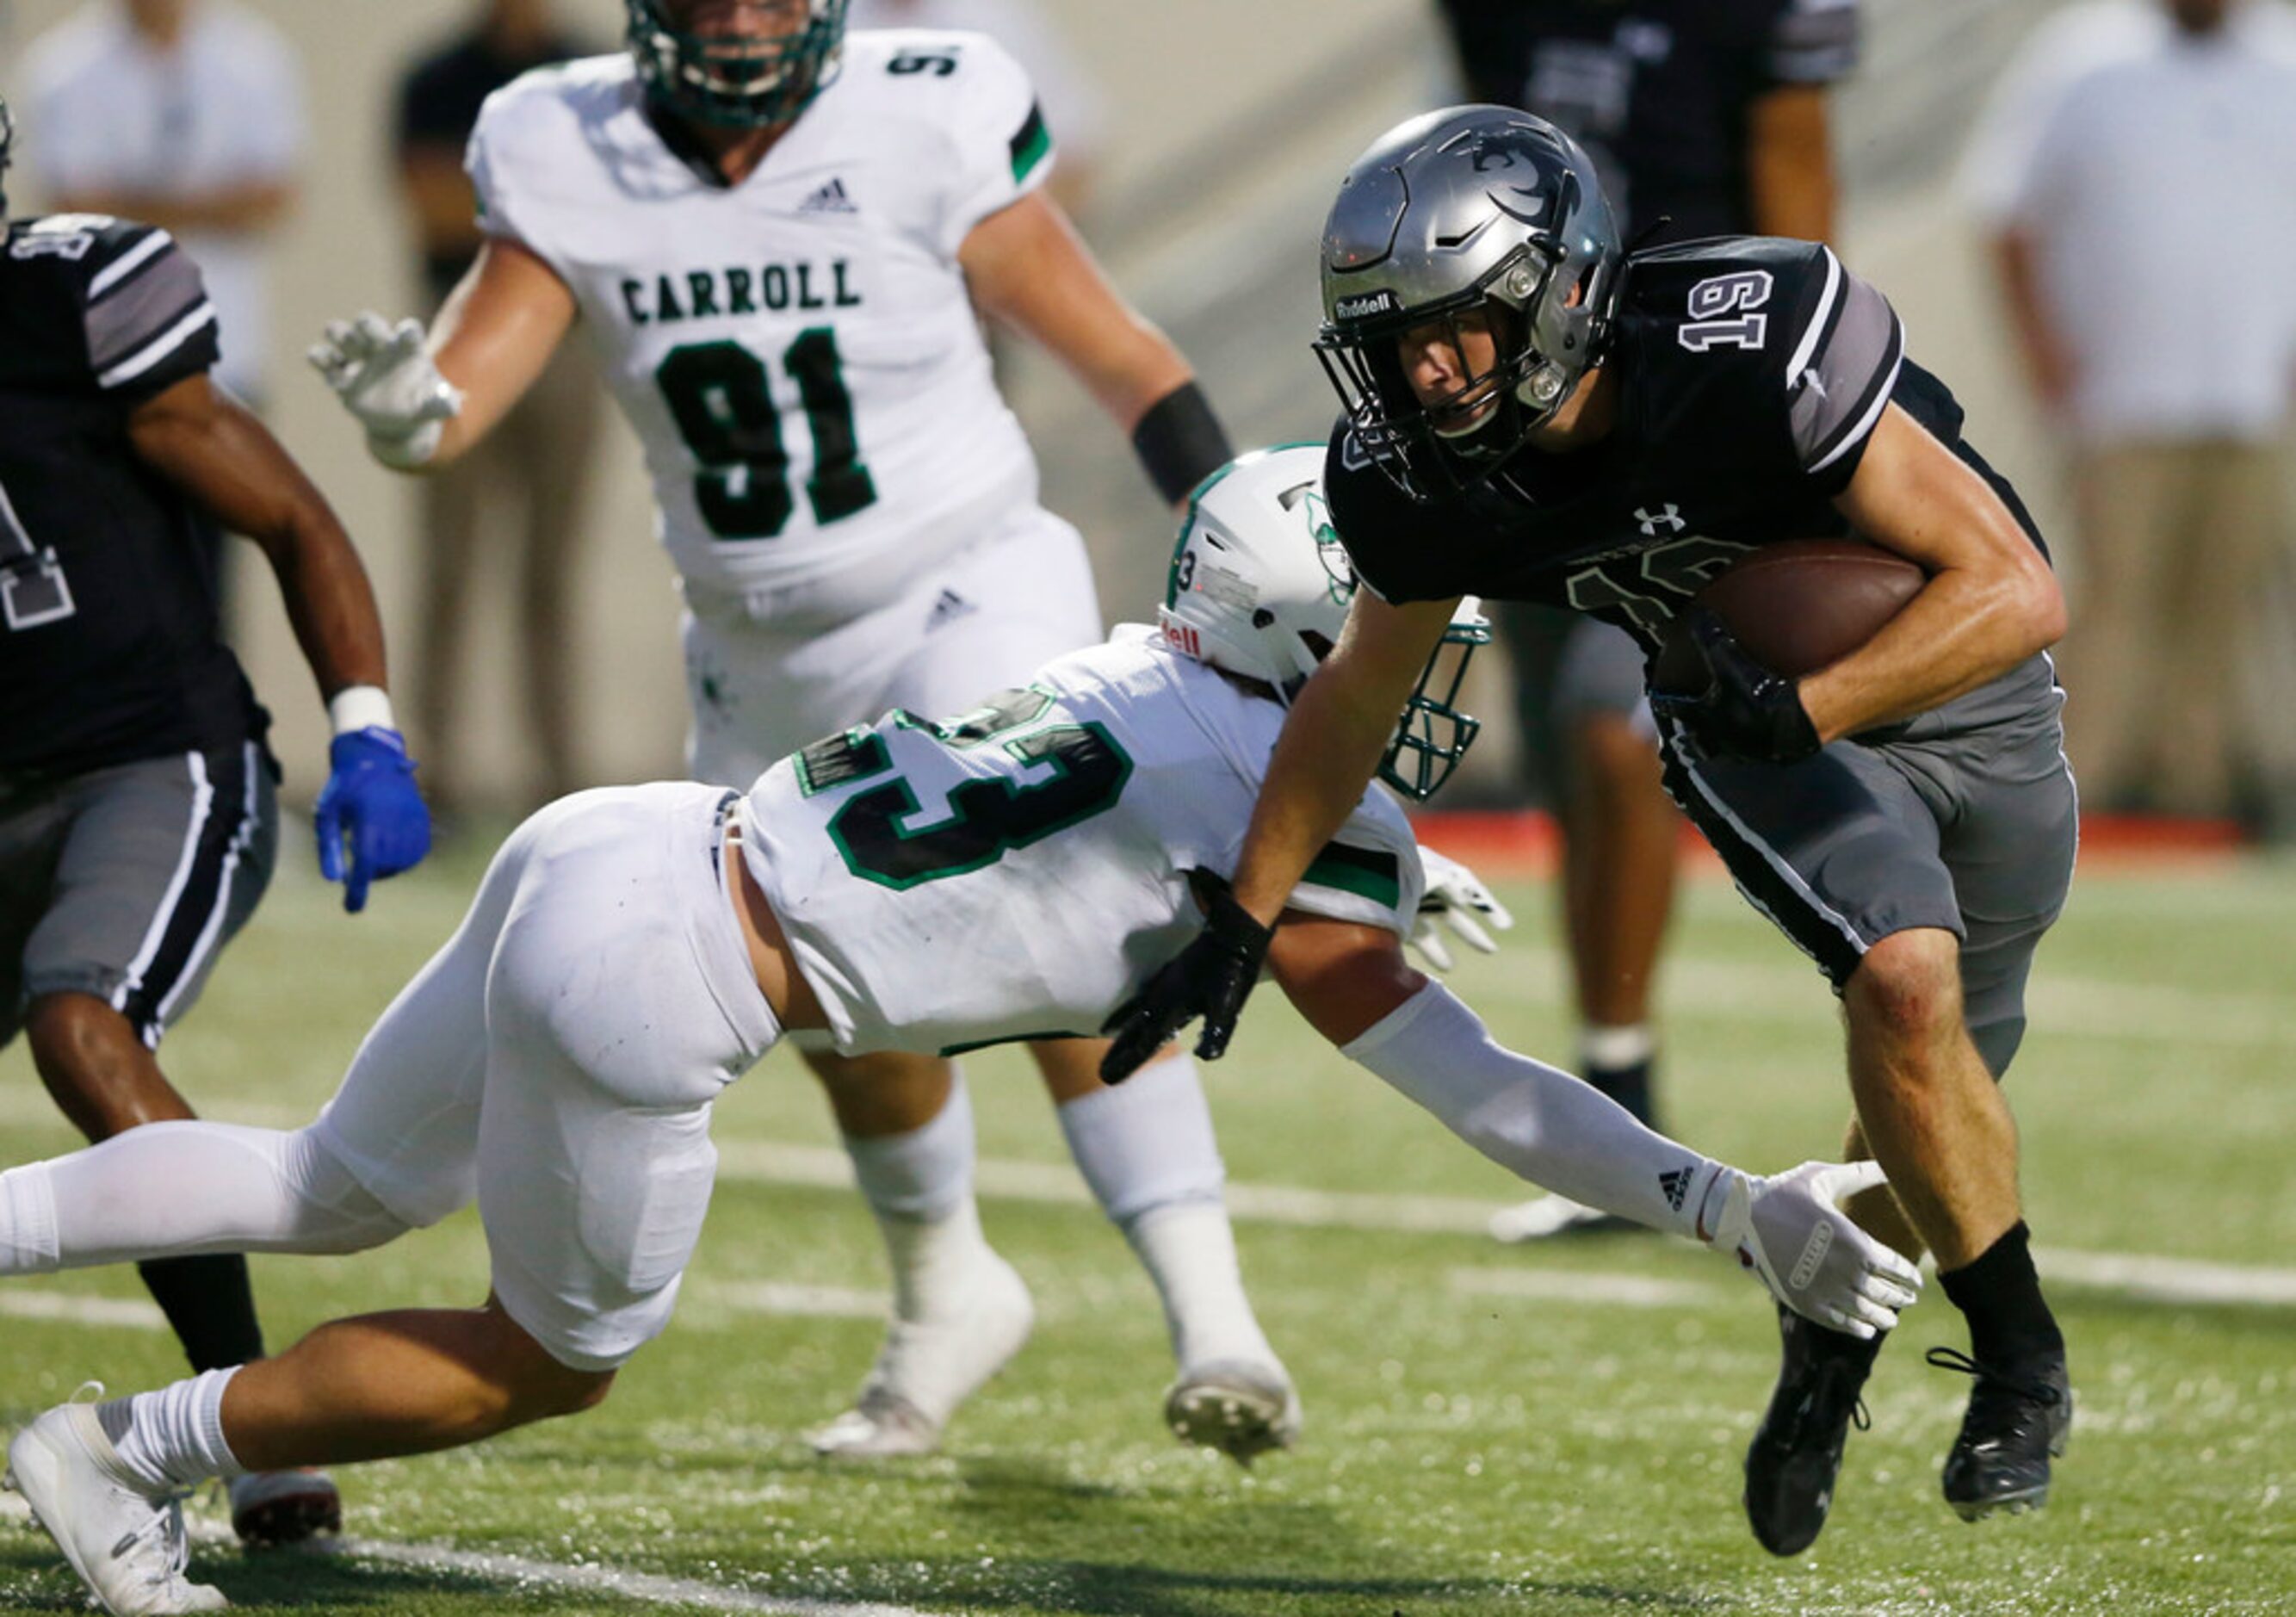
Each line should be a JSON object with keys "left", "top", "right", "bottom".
{"left": 72, "top": 222, "right": 222, "bottom": 400}
{"left": 1779, "top": 244, "right": 1903, "bottom": 488}
{"left": 1322, "top": 426, "right": 1474, "bottom": 607}
{"left": 1621, "top": 238, "right": 1903, "bottom": 498}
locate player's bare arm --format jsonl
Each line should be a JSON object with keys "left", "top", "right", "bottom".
{"left": 1797, "top": 404, "right": 2066, "bottom": 742}
{"left": 126, "top": 374, "right": 388, "bottom": 700}
{"left": 1744, "top": 84, "right": 1836, "bottom": 243}
{"left": 426, "top": 237, "right": 579, "bottom": 458}
{"left": 959, "top": 189, "right": 1192, "bottom": 433}
{"left": 1230, "top": 592, "right": 1459, "bottom": 925}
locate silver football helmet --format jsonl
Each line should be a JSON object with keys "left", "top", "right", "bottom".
{"left": 1313, "top": 106, "right": 1623, "bottom": 502}
{"left": 626, "top": 0, "right": 847, "bottom": 129}
{"left": 1160, "top": 446, "right": 1491, "bottom": 802}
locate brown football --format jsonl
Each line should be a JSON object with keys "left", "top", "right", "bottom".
{"left": 1651, "top": 538, "right": 1925, "bottom": 691}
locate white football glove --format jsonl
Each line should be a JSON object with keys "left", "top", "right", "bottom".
{"left": 1699, "top": 1159, "right": 1922, "bottom": 1339}
{"left": 1407, "top": 846, "right": 1514, "bottom": 973}
{"left": 307, "top": 312, "right": 463, "bottom": 469}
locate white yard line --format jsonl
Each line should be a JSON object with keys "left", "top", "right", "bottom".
{"left": 323, "top": 1538, "right": 950, "bottom": 1617}
{"left": 709, "top": 1279, "right": 888, "bottom": 1319}
{"left": 0, "top": 1291, "right": 166, "bottom": 1330}
{"left": 168, "top": 1523, "right": 947, "bottom": 1617}
{"left": 1448, "top": 1267, "right": 1722, "bottom": 1307}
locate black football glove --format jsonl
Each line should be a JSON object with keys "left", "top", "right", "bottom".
{"left": 1099, "top": 879, "right": 1273, "bottom": 1082}
{"left": 1649, "top": 607, "right": 1823, "bottom": 764}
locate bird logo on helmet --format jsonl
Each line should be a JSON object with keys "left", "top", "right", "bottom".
{"left": 1160, "top": 445, "right": 1492, "bottom": 802}
{"left": 1312, "top": 106, "right": 1624, "bottom": 504}
{"left": 626, "top": 0, "right": 849, "bottom": 129}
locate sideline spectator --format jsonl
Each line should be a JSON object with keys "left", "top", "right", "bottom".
{"left": 1433, "top": 0, "right": 1860, "bottom": 1241}
{"left": 1965, "top": 0, "right": 2296, "bottom": 827}
{"left": 20, "top": 0, "right": 302, "bottom": 408}
{"left": 393, "top": 0, "right": 603, "bottom": 812}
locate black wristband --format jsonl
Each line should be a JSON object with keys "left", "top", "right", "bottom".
{"left": 1131, "top": 381, "right": 1233, "bottom": 505}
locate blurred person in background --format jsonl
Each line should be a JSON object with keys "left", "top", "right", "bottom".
{"left": 20, "top": 0, "right": 303, "bottom": 624}
{"left": 0, "top": 92, "right": 429, "bottom": 1546}
{"left": 311, "top": 0, "right": 1297, "bottom": 1468}
{"left": 1965, "top": 0, "right": 2296, "bottom": 832}
{"left": 395, "top": 0, "right": 603, "bottom": 815}
{"left": 19, "top": 0, "right": 301, "bottom": 412}
{"left": 1433, "top": 0, "right": 1861, "bottom": 1240}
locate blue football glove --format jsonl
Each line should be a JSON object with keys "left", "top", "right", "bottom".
{"left": 315, "top": 727, "right": 432, "bottom": 913}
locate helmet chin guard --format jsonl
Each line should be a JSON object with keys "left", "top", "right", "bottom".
{"left": 1314, "top": 106, "right": 1624, "bottom": 504}
{"left": 1159, "top": 446, "right": 1490, "bottom": 803}
{"left": 626, "top": 0, "right": 849, "bottom": 129}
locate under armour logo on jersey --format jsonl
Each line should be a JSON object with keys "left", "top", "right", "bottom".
{"left": 797, "top": 177, "right": 857, "bottom": 215}
{"left": 1636, "top": 504, "right": 1685, "bottom": 536}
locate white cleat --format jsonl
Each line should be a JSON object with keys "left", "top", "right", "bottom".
{"left": 810, "top": 1252, "right": 1034, "bottom": 1459}
{"left": 1488, "top": 1192, "right": 1634, "bottom": 1243}
{"left": 4, "top": 1400, "right": 226, "bottom": 1615}
{"left": 1164, "top": 1359, "right": 1302, "bottom": 1466}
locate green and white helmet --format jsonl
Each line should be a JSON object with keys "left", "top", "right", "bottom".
{"left": 1159, "top": 444, "right": 1491, "bottom": 802}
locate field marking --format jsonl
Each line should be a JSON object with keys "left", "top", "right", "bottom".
{"left": 1448, "top": 1267, "right": 1720, "bottom": 1307}
{"left": 323, "top": 1538, "right": 949, "bottom": 1617}
{"left": 170, "top": 1522, "right": 946, "bottom": 1617}
{"left": 2033, "top": 1248, "right": 2296, "bottom": 1307}
{"left": 0, "top": 1291, "right": 166, "bottom": 1330}
{"left": 709, "top": 1279, "right": 888, "bottom": 1319}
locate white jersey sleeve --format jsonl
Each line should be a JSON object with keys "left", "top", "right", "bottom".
{"left": 914, "top": 28, "right": 1055, "bottom": 253}
{"left": 739, "top": 627, "right": 1420, "bottom": 1056}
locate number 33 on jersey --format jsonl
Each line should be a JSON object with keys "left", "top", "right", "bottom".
{"left": 467, "top": 29, "right": 1055, "bottom": 600}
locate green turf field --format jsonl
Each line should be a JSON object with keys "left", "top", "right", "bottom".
{"left": 3, "top": 833, "right": 2291, "bottom": 1615}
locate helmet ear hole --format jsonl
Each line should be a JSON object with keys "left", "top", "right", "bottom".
{"left": 1251, "top": 609, "right": 1276, "bottom": 629}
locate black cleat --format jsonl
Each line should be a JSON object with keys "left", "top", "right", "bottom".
{"left": 1928, "top": 1347, "right": 2072, "bottom": 1521}
{"left": 1742, "top": 1304, "right": 1884, "bottom": 1557}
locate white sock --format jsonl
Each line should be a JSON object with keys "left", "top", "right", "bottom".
{"left": 96, "top": 1368, "right": 245, "bottom": 1494}
{"left": 1059, "top": 1052, "right": 1273, "bottom": 1371}
{"left": 1580, "top": 1023, "right": 1656, "bottom": 1072}
{"left": 0, "top": 1124, "right": 406, "bottom": 1273}
{"left": 845, "top": 1073, "right": 992, "bottom": 1321}
{"left": 1126, "top": 1201, "right": 1277, "bottom": 1371}
{"left": 0, "top": 1162, "right": 59, "bottom": 1272}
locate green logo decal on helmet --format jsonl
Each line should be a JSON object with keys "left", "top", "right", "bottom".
{"left": 1160, "top": 446, "right": 1489, "bottom": 802}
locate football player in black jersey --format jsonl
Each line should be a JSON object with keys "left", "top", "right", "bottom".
{"left": 0, "top": 94, "right": 431, "bottom": 1544}
{"left": 1435, "top": 0, "right": 1861, "bottom": 1243}
{"left": 1104, "top": 108, "right": 2078, "bottom": 1551}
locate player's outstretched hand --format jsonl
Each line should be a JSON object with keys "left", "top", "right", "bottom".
{"left": 1649, "top": 606, "right": 1821, "bottom": 764}
{"left": 307, "top": 312, "right": 464, "bottom": 469}
{"left": 315, "top": 728, "right": 432, "bottom": 914}
{"left": 1699, "top": 1159, "right": 1922, "bottom": 1339}
{"left": 1099, "top": 881, "right": 1272, "bottom": 1082}
{"left": 1407, "top": 846, "right": 1514, "bottom": 973}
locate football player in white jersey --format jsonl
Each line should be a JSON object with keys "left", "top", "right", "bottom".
{"left": 310, "top": 0, "right": 1266, "bottom": 1459}
{"left": 0, "top": 449, "right": 1919, "bottom": 1616}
